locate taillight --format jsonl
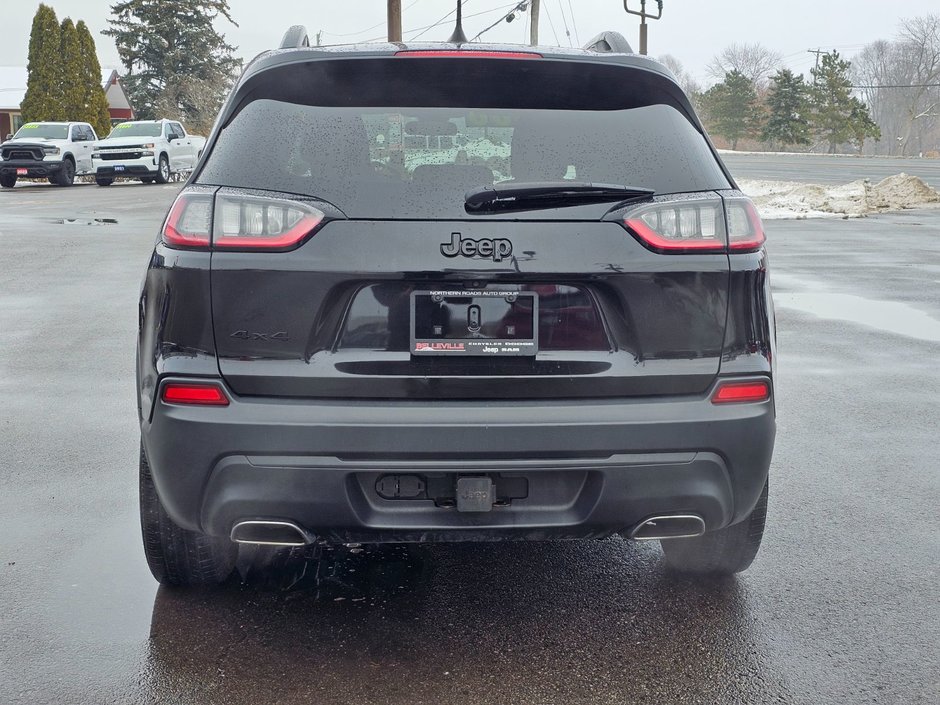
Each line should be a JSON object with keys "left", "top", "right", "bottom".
{"left": 161, "top": 383, "right": 229, "bottom": 406}
{"left": 214, "top": 193, "right": 323, "bottom": 249}
{"left": 161, "top": 189, "right": 325, "bottom": 250}
{"left": 622, "top": 195, "right": 765, "bottom": 254}
{"left": 624, "top": 196, "right": 725, "bottom": 252}
{"left": 163, "top": 192, "right": 212, "bottom": 248}
{"left": 711, "top": 380, "right": 771, "bottom": 404}
{"left": 395, "top": 50, "right": 542, "bottom": 59}
{"left": 725, "top": 197, "right": 766, "bottom": 251}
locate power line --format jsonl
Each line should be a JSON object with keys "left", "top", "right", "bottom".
{"left": 362, "top": 3, "right": 517, "bottom": 43}
{"left": 556, "top": 0, "right": 573, "bottom": 47}
{"left": 541, "top": 0, "right": 560, "bottom": 45}
{"left": 322, "top": 0, "right": 423, "bottom": 38}
{"left": 852, "top": 83, "right": 940, "bottom": 89}
{"left": 409, "top": 1, "right": 468, "bottom": 41}
{"left": 566, "top": 0, "right": 580, "bottom": 45}
{"left": 470, "top": 2, "right": 529, "bottom": 43}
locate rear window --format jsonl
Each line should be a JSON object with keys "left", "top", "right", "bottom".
{"left": 198, "top": 58, "right": 730, "bottom": 219}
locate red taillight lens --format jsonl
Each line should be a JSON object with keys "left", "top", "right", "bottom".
{"left": 162, "top": 383, "right": 230, "bottom": 406}
{"left": 623, "top": 195, "right": 765, "bottom": 254}
{"left": 624, "top": 196, "right": 726, "bottom": 252}
{"left": 725, "top": 197, "right": 766, "bottom": 252}
{"left": 213, "top": 193, "right": 324, "bottom": 249}
{"left": 711, "top": 380, "right": 771, "bottom": 404}
{"left": 395, "top": 50, "right": 542, "bottom": 59}
{"left": 162, "top": 192, "right": 212, "bottom": 248}
{"left": 161, "top": 189, "right": 326, "bottom": 251}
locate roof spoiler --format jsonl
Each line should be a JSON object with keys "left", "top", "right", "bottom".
{"left": 582, "top": 31, "right": 634, "bottom": 55}
{"left": 280, "top": 25, "right": 310, "bottom": 49}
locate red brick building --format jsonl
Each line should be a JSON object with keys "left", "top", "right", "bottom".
{"left": 0, "top": 66, "right": 135, "bottom": 138}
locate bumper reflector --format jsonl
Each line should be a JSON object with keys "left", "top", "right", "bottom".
{"left": 161, "top": 383, "right": 230, "bottom": 406}
{"left": 711, "top": 380, "right": 771, "bottom": 404}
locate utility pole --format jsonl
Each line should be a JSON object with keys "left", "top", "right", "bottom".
{"left": 624, "top": 0, "right": 663, "bottom": 56}
{"left": 388, "top": 0, "right": 402, "bottom": 42}
{"left": 530, "top": 0, "right": 539, "bottom": 47}
{"left": 808, "top": 48, "right": 825, "bottom": 81}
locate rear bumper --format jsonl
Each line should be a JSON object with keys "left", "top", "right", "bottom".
{"left": 142, "top": 378, "right": 775, "bottom": 543}
{"left": 0, "top": 160, "right": 64, "bottom": 177}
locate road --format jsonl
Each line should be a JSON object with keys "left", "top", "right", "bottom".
{"left": 722, "top": 151, "right": 940, "bottom": 188}
{"left": 0, "top": 180, "right": 938, "bottom": 705}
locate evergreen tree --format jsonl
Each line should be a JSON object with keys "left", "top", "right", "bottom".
{"left": 848, "top": 97, "right": 881, "bottom": 154}
{"left": 810, "top": 51, "right": 879, "bottom": 154}
{"left": 103, "top": 0, "right": 241, "bottom": 131}
{"left": 21, "top": 4, "right": 65, "bottom": 122}
{"left": 761, "top": 69, "right": 811, "bottom": 149}
{"left": 76, "top": 20, "right": 113, "bottom": 137}
{"left": 59, "top": 19, "right": 84, "bottom": 120}
{"left": 700, "top": 70, "right": 762, "bottom": 150}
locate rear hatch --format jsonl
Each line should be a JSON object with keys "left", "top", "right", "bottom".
{"left": 195, "top": 51, "right": 737, "bottom": 399}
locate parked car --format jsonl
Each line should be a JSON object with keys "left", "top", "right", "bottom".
{"left": 137, "top": 28, "right": 776, "bottom": 586}
{"left": 0, "top": 121, "right": 98, "bottom": 188}
{"left": 92, "top": 119, "right": 206, "bottom": 186}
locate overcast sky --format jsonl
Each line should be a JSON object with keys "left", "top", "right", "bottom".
{"left": 1, "top": 0, "right": 936, "bottom": 83}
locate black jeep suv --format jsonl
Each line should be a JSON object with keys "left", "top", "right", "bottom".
{"left": 137, "top": 29, "right": 775, "bottom": 586}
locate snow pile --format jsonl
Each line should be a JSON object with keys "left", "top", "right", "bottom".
{"left": 867, "top": 173, "right": 940, "bottom": 210}
{"left": 739, "top": 173, "right": 940, "bottom": 219}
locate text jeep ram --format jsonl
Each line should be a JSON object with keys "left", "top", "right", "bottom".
{"left": 137, "top": 29, "right": 776, "bottom": 586}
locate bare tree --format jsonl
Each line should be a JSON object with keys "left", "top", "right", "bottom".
{"left": 853, "top": 40, "right": 908, "bottom": 154}
{"left": 852, "top": 14, "right": 940, "bottom": 155}
{"left": 658, "top": 54, "right": 702, "bottom": 100}
{"left": 896, "top": 14, "right": 940, "bottom": 155}
{"left": 706, "top": 43, "right": 783, "bottom": 90}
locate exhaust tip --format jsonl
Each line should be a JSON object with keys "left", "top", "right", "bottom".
{"left": 628, "top": 514, "right": 705, "bottom": 541}
{"left": 230, "top": 520, "right": 312, "bottom": 547}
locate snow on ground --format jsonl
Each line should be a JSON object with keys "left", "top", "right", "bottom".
{"left": 740, "top": 174, "right": 940, "bottom": 220}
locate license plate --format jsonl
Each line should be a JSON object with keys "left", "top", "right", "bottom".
{"left": 411, "top": 290, "right": 538, "bottom": 356}
{"left": 114, "top": 166, "right": 125, "bottom": 172}
{"left": 16, "top": 168, "right": 28, "bottom": 176}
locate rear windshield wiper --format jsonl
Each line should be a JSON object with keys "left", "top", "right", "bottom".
{"left": 465, "top": 181, "right": 654, "bottom": 214}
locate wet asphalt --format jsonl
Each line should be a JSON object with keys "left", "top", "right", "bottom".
{"left": 722, "top": 152, "right": 940, "bottom": 188}
{"left": 0, "top": 178, "right": 938, "bottom": 704}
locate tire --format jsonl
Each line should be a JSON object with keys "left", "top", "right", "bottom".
{"left": 96, "top": 178, "right": 114, "bottom": 187}
{"left": 53, "top": 158, "right": 76, "bottom": 186}
{"left": 660, "top": 481, "right": 768, "bottom": 575}
{"left": 154, "top": 155, "right": 170, "bottom": 184}
{"left": 0, "top": 174, "right": 15, "bottom": 188}
{"left": 140, "top": 177, "right": 154, "bottom": 184}
{"left": 139, "top": 443, "right": 237, "bottom": 586}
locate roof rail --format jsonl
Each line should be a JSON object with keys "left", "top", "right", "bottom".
{"left": 582, "top": 31, "right": 634, "bottom": 55}
{"left": 280, "top": 25, "right": 310, "bottom": 50}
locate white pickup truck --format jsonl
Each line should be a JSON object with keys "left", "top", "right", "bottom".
{"left": 0, "top": 121, "right": 99, "bottom": 188}
{"left": 92, "top": 119, "right": 206, "bottom": 186}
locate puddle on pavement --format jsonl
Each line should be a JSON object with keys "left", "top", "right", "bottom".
{"left": 235, "top": 543, "right": 427, "bottom": 603}
{"left": 55, "top": 217, "right": 119, "bottom": 225}
{"left": 774, "top": 291, "right": 940, "bottom": 342}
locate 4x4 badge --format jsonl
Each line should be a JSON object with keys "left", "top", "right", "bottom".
{"left": 230, "top": 330, "right": 290, "bottom": 342}
{"left": 441, "top": 232, "right": 513, "bottom": 262}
